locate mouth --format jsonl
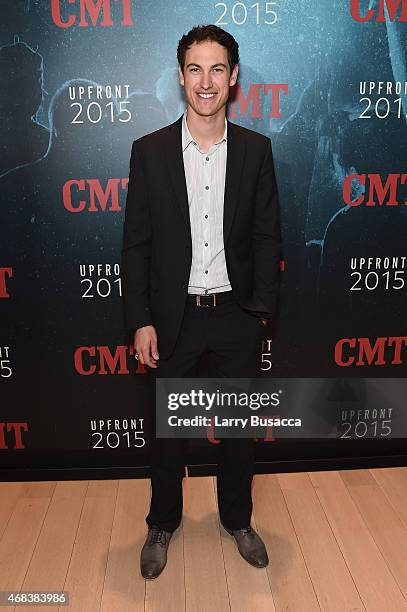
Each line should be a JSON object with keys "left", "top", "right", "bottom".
{"left": 196, "top": 92, "right": 217, "bottom": 100}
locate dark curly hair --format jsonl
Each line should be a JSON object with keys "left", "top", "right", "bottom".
{"left": 177, "top": 24, "right": 239, "bottom": 74}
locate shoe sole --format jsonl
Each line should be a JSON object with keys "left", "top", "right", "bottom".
{"left": 143, "top": 571, "right": 165, "bottom": 580}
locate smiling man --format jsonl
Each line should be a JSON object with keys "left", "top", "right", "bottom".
{"left": 121, "top": 24, "right": 281, "bottom": 580}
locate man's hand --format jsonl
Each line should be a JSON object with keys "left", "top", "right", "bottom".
{"left": 134, "top": 325, "right": 159, "bottom": 368}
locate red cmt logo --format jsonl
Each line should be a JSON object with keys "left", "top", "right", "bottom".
{"left": 343, "top": 174, "right": 407, "bottom": 207}
{"left": 74, "top": 345, "right": 147, "bottom": 375}
{"left": 229, "top": 84, "right": 288, "bottom": 120}
{"left": 351, "top": 0, "right": 407, "bottom": 22}
{"left": 0, "top": 268, "right": 13, "bottom": 298}
{"left": 51, "top": 0, "right": 134, "bottom": 28}
{"left": 335, "top": 336, "right": 407, "bottom": 366}
{"left": 0, "top": 422, "right": 28, "bottom": 449}
{"left": 62, "top": 178, "right": 128, "bottom": 213}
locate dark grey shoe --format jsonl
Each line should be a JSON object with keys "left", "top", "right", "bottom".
{"left": 140, "top": 526, "right": 174, "bottom": 579}
{"left": 223, "top": 524, "right": 269, "bottom": 568}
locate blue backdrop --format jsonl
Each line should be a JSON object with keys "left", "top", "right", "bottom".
{"left": 1, "top": 0, "right": 406, "bottom": 475}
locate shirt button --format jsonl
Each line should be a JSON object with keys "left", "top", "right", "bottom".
{"left": 206, "top": 156, "right": 209, "bottom": 161}
{"left": 204, "top": 214, "right": 208, "bottom": 219}
{"left": 205, "top": 185, "right": 209, "bottom": 190}
{"left": 205, "top": 243, "right": 208, "bottom": 247}
{"left": 205, "top": 270, "right": 208, "bottom": 274}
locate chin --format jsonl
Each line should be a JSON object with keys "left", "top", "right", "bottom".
{"left": 198, "top": 108, "right": 218, "bottom": 116}
{"left": 188, "top": 104, "right": 210, "bottom": 116}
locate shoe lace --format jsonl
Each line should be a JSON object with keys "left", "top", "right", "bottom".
{"left": 150, "top": 528, "right": 167, "bottom": 545}
{"left": 239, "top": 526, "right": 253, "bottom": 535}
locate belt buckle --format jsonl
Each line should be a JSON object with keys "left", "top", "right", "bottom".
{"left": 196, "top": 294, "right": 217, "bottom": 307}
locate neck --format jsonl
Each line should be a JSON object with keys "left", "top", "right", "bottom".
{"left": 185, "top": 106, "right": 226, "bottom": 149}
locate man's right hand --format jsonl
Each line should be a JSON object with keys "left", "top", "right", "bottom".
{"left": 133, "top": 325, "right": 159, "bottom": 368}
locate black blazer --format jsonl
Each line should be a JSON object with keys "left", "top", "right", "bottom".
{"left": 121, "top": 113, "right": 281, "bottom": 359}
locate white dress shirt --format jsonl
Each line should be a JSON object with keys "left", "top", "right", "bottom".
{"left": 182, "top": 109, "right": 232, "bottom": 295}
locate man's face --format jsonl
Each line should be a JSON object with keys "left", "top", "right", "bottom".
{"left": 178, "top": 40, "right": 238, "bottom": 118}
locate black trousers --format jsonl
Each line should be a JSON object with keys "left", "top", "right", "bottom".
{"left": 145, "top": 293, "right": 265, "bottom": 532}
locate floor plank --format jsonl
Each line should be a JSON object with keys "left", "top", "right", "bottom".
{"left": 0, "top": 484, "right": 52, "bottom": 612}
{"left": 279, "top": 471, "right": 365, "bottom": 611}
{"left": 214, "top": 476, "right": 275, "bottom": 612}
{"left": 183, "top": 476, "right": 229, "bottom": 612}
{"left": 253, "top": 474, "right": 320, "bottom": 612}
{"left": 101, "top": 479, "right": 150, "bottom": 612}
{"left": 17, "top": 481, "right": 88, "bottom": 612}
{"left": 59, "top": 480, "right": 119, "bottom": 611}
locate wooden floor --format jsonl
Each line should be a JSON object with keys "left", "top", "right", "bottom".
{"left": 0, "top": 467, "right": 407, "bottom": 611}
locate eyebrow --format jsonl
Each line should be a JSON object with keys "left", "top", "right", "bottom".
{"left": 186, "top": 62, "right": 227, "bottom": 69}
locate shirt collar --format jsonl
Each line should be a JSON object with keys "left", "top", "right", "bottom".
{"left": 182, "top": 108, "right": 227, "bottom": 152}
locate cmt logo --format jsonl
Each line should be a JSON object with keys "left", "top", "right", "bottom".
{"left": 335, "top": 336, "right": 407, "bottom": 366}
{"left": 0, "top": 268, "right": 13, "bottom": 298}
{"left": 351, "top": 0, "right": 407, "bottom": 22}
{"left": 229, "top": 83, "right": 288, "bottom": 120}
{"left": 343, "top": 173, "right": 407, "bottom": 207}
{"left": 63, "top": 178, "right": 128, "bottom": 213}
{"left": 51, "top": 0, "right": 134, "bottom": 28}
{"left": 74, "top": 345, "right": 146, "bottom": 374}
{"left": 0, "top": 422, "right": 28, "bottom": 449}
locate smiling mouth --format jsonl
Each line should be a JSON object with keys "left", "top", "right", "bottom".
{"left": 196, "top": 92, "right": 217, "bottom": 99}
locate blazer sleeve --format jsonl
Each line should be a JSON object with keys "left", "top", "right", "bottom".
{"left": 252, "top": 137, "right": 282, "bottom": 320}
{"left": 121, "top": 140, "right": 153, "bottom": 333}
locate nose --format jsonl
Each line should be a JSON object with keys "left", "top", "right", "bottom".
{"left": 200, "top": 71, "right": 213, "bottom": 90}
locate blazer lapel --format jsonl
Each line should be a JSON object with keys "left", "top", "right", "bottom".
{"left": 164, "top": 113, "right": 246, "bottom": 245}
{"left": 164, "top": 115, "right": 191, "bottom": 231}
{"left": 223, "top": 118, "right": 245, "bottom": 245}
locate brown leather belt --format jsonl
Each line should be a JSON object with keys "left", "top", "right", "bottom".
{"left": 186, "top": 291, "right": 234, "bottom": 307}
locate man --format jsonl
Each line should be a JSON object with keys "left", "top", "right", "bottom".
{"left": 121, "top": 24, "right": 281, "bottom": 580}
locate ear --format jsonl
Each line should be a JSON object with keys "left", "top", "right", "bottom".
{"left": 229, "top": 63, "right": 239, "bottom": 87}
{"left": 178, "top": 64, "right": 185, "bottom": 86}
